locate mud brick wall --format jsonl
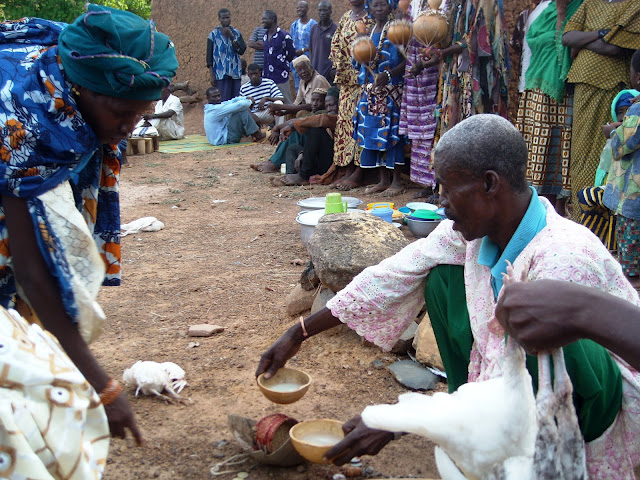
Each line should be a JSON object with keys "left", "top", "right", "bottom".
{"left": 152, "top": 0, "right": 534, "bottom": 121}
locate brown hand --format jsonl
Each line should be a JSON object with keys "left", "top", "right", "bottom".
{"left": 324, "top": 415, "right": 395, "bottom": 465}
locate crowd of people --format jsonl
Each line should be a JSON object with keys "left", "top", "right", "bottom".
{"left": 3, "top": 0, "right": 640, "bottom": 478}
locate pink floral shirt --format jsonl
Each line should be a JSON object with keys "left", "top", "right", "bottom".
{"left": 327, "top": 198, "right": 640, "bottom": 478}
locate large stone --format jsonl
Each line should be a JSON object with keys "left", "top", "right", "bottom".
{"left": 310, "top": 286, "right": 336, "bottom": 314}
{"left": 307, "top": 212, "right": 409, "bottom": 292}
{"left": 412, "top": 312, "right": 444, "bottom": 371}
{"left": 286, "top": 283, "right": 316, "bottom": 316}
{"left": 390, "top": 321, "right": 419, "bottom": 355}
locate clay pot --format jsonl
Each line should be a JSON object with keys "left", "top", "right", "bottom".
{"left": 387, "top": 20, "right": 413, "bottom": 46}
{"left": 413, "top": 11, "right": 448, "bottom": 46}
{"left": 255, "top": 413, "right": 298, "bottom": 454}
{"left": 352, "top": 36, "right": 376, "bottom": 64}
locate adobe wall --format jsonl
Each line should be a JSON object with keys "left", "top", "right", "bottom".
{"left": 152, "top": 0, "right": 533, "bottom": 119}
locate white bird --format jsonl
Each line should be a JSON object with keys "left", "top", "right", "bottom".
{"left": 361, "top": 263, "right": 586, "bottom": 479}
{"left": 122, "top": 360, "right": 191, "bottom": 404}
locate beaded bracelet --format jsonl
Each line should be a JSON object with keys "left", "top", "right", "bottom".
{"left": 99, "top": 378, "right": 123, "bottom": 406}
{"left": 385, "top": 70, "right": 392, "bottom": 82}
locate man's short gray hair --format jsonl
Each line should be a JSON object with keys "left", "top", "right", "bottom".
{"left": 434, "top": 114, "right": 528, "bottom": 192}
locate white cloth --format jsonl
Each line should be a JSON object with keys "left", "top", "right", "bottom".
{"left": 326, "top": 197, "right": 640, "bottom": 478}
{"left": 0, "top": 307, "right": 109, "bottom": 479}
{"left": 121, "top": 216, "right": 165, "bottom": 237}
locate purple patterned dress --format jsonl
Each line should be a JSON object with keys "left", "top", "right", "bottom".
{"left": 399, "top": 37, "right": 439, "bottom": 188}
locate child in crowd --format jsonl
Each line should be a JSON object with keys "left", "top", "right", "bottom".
{"left": 577, "top": 89, "right": 639, "bottom": 251}
{"left": 602, "top": 49, "right": 640, "bottom": 289}
{"left": 353, "top": 0, "right": 406, "bottom": 196}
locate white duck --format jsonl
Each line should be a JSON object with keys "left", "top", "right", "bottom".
{"left": 361, "top": 264, "right": 586, "bottom": 479}
{"left": 123, "top": 360, "right": 191, "bottom": 404}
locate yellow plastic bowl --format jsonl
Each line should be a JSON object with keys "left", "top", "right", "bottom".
{"left": 289, "top": 419, "right": 345, "bottom": 463}
{"left": 257, "top": 367, "right": 312, "bottom": 404}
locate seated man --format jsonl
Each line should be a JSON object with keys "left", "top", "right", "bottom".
{"left": 251, "top": 87, "right": 326, "bottom": 172}
{"left": 239, "top": 63, "right": 285, "bottom": 128}
{"left": 273, "top": 86, "right": 339, "bottom": 186}
{"left": 203, "top": 86, "right": 266, "bottom": 145}
{"left": 133, "top": 86, "right": 184, "bottom": 140}
{"left": 268, "top": 55, "right": 330, "bottom": 118}
{"left": 256, "top": 114, "right": 640, "bottom": 477}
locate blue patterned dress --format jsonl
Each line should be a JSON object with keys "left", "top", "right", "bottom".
{"left": 353, "top": 32, "right": 404, "bottom": 169}
{"left": 0, "top": 18, "right": 122, "bottom": 330}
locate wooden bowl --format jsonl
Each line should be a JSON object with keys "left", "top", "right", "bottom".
{"left": 257, "top": 367, "right": 312, "bottom": 404}
{"left": 289, "top": 419, "right": 344, "bottom": 463}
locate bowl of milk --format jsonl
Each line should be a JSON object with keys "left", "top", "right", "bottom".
{"left": 257, "top": 367, "right": 312, "bottom": 404}
{"left": 289, "top": 419, "right": 345, "bottom": 463}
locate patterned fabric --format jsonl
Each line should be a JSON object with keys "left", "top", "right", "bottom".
{"left": 603, "top": 103, "right": 640, "bottom": 218}
{"left": 354, "top": 32, "right": 403, "bottom": 167}
{"left": 438, "top": 0, "right": 510, "bottom": 138}
{"left": 564, "top": 0, "right": 640, "bottom": 90}
{"left": 0, "top": 18, "right": 123, "bottom": 336}
{"left": 263, "top": 28, "right": 296, "bottom": 85}
{"left": 616, "top": 215, "right": 640, "bottom": 277}
{"left": 570, "top": 83, "right": 619, "bottom": 219}
{"left": 400, "top": 41, "right": 438, "bottom": 188}
{"left": 326, "top": 196, "right": 640, "bottom": 477}
{"left": 577, "top": 186, "right": 617, "bottom": 251}
{"left": 516, "top": 88, "right": 573, "bottom": 196}
{"left": 290, "top": 18, "right": 317, "bottom": 89}
{"left": 0, "top": 307, "right": 110, "bottom": 479}
{"left": 57, "top": 4, "right": 177, "bottom": 101}
{"left": 564, "top": 0, "right": 640, "bottom": 219}
{"left": 207, "top": 26, "right": 246, "bottom": 80}
{"left": 329, "top": 11, "right": 374, "bottom": 167}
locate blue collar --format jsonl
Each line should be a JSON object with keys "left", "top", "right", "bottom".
{"left": 477, "top": 187, "right": 547, "bottom": 299}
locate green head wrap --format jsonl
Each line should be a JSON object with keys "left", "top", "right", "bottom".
{"left": 58, "top": 4, "right": 178, "bottom": 101}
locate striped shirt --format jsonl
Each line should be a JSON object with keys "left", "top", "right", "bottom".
{"left": 239, "top": 78, "right": 282, "bottom": 112}
{"left": 249, "top": 26, "right": 267, "bottom": 68}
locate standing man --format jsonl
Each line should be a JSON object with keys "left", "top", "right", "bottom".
{"left": 290, "top": 1, "right": 317, "bottom": 91}
{"left": 247, "top": 22, "right": 267, "bottom": 68}
{"left": 308, "top": 1, "right": 337, "bottom": 83}
{"left": 262, "top": 10, "right": 296, "bottom": 105}
{"left": 206, "top": 8, "right": 246, "bottom": 101}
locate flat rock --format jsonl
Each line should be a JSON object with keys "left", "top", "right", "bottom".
{"left": 412, "top": 312, "right": 444, "bottom": 371}
{"left": 388, "top": 359, "right": 438, "bottom": 391}
{"left": 188, "top": 324, "right": 224, "bottom": 337}
{"left": 310, "top": 286, "right": 335, "bottom": 314}
{"left": 307, "top": 212, "right": 409, "bottom": 292}
{"left": 286, "top": 283, "right": 316, "bottom": 316}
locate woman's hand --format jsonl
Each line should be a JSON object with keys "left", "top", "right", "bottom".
{"left": 407, "top": 58, "right": 424, "bottom": 78}
{"left": 104, "top": 393, "right": 144, "bottom": 445}
{"left": 324, "top": 415, "right": 395, "bottom": 465}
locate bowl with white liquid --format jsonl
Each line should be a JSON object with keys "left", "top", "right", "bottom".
{"left": 289, "top": 419, "right": 345, "bottom": 463}
{"left": 257, "top": 367, "right": 312, "bottom": 404}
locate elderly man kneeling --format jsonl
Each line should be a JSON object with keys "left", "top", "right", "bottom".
{"left": 256, "top": 114, "right": 640, "bottom": 478}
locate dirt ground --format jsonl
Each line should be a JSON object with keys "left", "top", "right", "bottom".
{"left": 96, "top": 104, "right": 442, "bottom": 479}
